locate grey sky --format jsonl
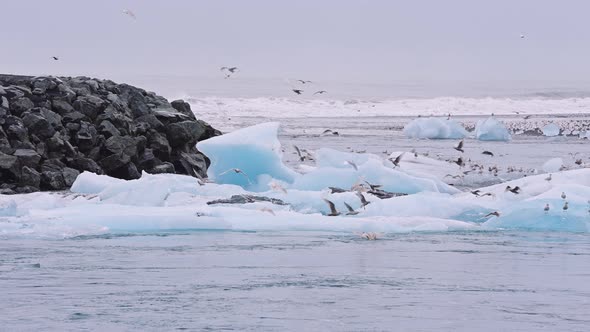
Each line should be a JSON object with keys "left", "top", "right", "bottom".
{"left": 2, "top": 0, "right": 590, "bottom": 88}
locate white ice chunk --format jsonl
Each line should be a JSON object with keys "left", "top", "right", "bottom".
{"left": 474, "top": 117, "right": 511, "bottom": 141}
{"left": 542, "top": 123, "right": 560, "bottom": 137}
{"left": 197, "top": 122, "right": 298, "bottom": 190}
{"left": 403, "top": 118, "right": 467, "bottom": 139}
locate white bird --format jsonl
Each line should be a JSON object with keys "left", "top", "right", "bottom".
{"left": 520, "top": 34, "right": 525, "bottom": 39}
{"left": 346, "top": 160, "right": 358, "bottom": 171}
{"left": 545, "top": 174, "right": 552, "bottom": 181}
{"left": 219, "top": 168, "right": 252, "bottom": 184}
{"left": 122, "top": 9, "right": 136, "bottom": 19}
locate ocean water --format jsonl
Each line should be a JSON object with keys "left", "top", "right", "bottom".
{"left": 1, "top": 231, "right": 589, "bottom": 331}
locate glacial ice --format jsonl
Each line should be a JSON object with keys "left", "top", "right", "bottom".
{"left": 1, "top": 122, "right": 589, "bottom": 238}
{"left": 542, "top": 123, "right": 560, "bottom": 137}
{"left": 196, "top": 122, "right": 298, "bottom": 191}
{"left": 474, "top": 117, "right": 511, "bottom": 141}
{"left": 403, "top": 118, "right": 467, "bottom": 139}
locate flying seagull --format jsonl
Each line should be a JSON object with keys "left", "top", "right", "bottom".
{"left": 356, "top": 192, "right": 370, "bottom": 208}
{"left": 389, "top": 153, "right": 403, "bottom": 167}
{"left": 505, "top": 185, "right": 521, "bottom": 194}
{"left": 545, "top": 174, "right": 552, "bottom": 181}
{"left": 321, "top": 129, "right": 339, "bottom": 136}
{"left": 346, "top": 160, "right": 358, "bottom": 171}
{"left": 360, "top": 232, "right": 378, "bottom": 240}
{"left": 455, "top": 157, "right": 465, "bottom": 167}
{"left": 220, "top": 66, "right": 239, "bottom": 78}
{"left": 293, "top": 145, "right": 305, "bottom": 162}
{"left": 292, "top": 89, "right": 303, "bottom": 95}
{"left": 219, "top": 168, "right": 252, "bottom": 184}
{"left": 344, "top": 202, "right": 359, "bottom": 215}
{"left": 297, "top": 80, "right": 312, "bottom": 84}
{"left": 259, "top": 207, "right": 276, "bottom": 216}
{"left": 561, "top": 192, "right": 567, "bottom": 200}
{"left": 323, "top": 199, "right": 341, "bottom": 216}
{"left": 313, "top": 90, "right": 327, "bottom": 95}
{"left": 520, "top": 34, "right": 525, "bottom": 39}
{"left": 122, "top": 9, "right": 136, "bottom": 19}
{"left": 563, "top": 201, "right": 568, "bottom": 211}
{"left": 52, "top": 56, "right": 59, "bottom": 61}
{"left": 482, "top": 151, "right": 494, "bottom": 157}
{"left": 454, "top": 140, "right": 464, "bottom": 153}
{"left": 364, "top": 181, "right": 382, "bottom": 191}
{"left": 484, "top": 211, "right": 501, "bottom": 218}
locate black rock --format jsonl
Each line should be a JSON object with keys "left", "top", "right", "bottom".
{"left": 13, "top": 149, "right": 41, "bottom": 169}
{"left": 166, "top": 121, "right": 206, "bottom": 148}
{"left": 10, "top": 97, "right": 34, "bottom": 116}
{"left": 62, "top": 167, "right": 80, "bottom": 187}
{"left": 20, "top": 166, "right": 41, "bottom": 188}
{"left": 21, "top": 112, "right": 56, "bottom": 139}
{"left": 171, "top": 100, "right": 196, "bottom": 121}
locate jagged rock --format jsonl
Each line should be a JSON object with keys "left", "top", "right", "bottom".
{"left": 166, "top": 121, "right": 206, "bottom": 148}
{"left": 62, "top": 167, "right": 80, "bottom": 187}
{"left": 148, "top": 162, "right": 175, "bottom": 174}
{"left": 0, "top": 74, "right": 220, "bottom": 194}
{"left": 10, "top": 97, "right": 34, "bottom": 116}
{"left": 207, "top": 195, "right": 288, "bottom": 206}
{"left": 20, "top": 166, "right": 41, "bottom": 188}
{"left": 171, "top": 100, "right": 196, "bottom": 121}
{"left": 13, "top": 149, "right": 41, "bottom": 169}
{"left": 73, "top": 95, "right": 105, "bottom": 119}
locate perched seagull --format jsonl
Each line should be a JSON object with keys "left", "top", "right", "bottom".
{"left": 122, "top": 9, "right": 136, "bottom": 19}
{"left": 561, "top": 192, "right": 567, "bottom": 200}
{"left": 297, "top": 79, "right": 312, "bottom": 84}
{"left": 545, "top": 174, "right": 552, "bottom": 181}
{"left": 346, "top": 160, "right": 358, "bottom": 171}
{"left": 52, "top": 56, "right": 59, "bottom": 61}
{"left": 454, "top": 140, "right": 464, "bottom": 153}
{"left": 520, "top": 34, "right": 525, "bottom": 39}
{"left": 313, "top": 90, "right": 327, "bottom": 95}
{"left": 563, "top": 201, "right": 569, "bottom": 212}
{"left": 575, "top": 159, "right": 583, "bottom": 166}
{"left": 292, "top": 89, "right": 303, "bottom": 95}
{"left": 455, "top": 157, "right": 465, "bottom": 167}
{"left": 482, "top": 150, "right": 494, "bottom": 157}
{"left": 219, "top": 168, "right": 252, "bottom": 184}
{"left": 388, "top": 153, "right": 403, "bottom": 167}
{"left": 505, "top": 185, "right": 521, "bottom": 194}
{"left": 356, "top": 192, "right": 370, "bottom": 208}
{"left": 484, "top": 211, "right": 501, "bottom": 218}
{"left": 544, "top": 203, "right": 550, "bottom": 214}
{"left": 344, "top": 202, "right": 359, "bottom": 215}
{"left": 323, "top": 199, "right": 341, "bottom": 216}
{"left": 523, "top": 115, "right": 532, "bottom": 120}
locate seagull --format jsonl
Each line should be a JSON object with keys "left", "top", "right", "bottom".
{"left": 561, "top": 192, "right": 567, "bottom": 200}
{"left": 520, "top": 34, "right": 525, "bottom": 39}
{"left": 292, "top": 89, "right": 303, "bottom": 95}
{"left": 346, "top": 160, "right": 358, "bottom": 171}
{"left": 484, "top": 211, "right": 501, "bottom": 218}
{"left": 523, "top": 115, "right": 532, "bottom": 120}
{"left": 545, "top": 174, "right": 552, "bottom": 181}
{"left": 356, "top": 192, "right": 370, "bottom": 208}
{"left": 455, "top": 157, "right": 465, "bottom": 167}
{"left": 563, "top": 201, "right": 568, "bottom": 212}
{"left": 470, "top": 190, "right": 481, "bottom": 196}
{"left": 321, "top": 129, "right": 339, "bottom": 136}
{"left": 297, "top": 80, "right": 312, "bottom": 84}
{"left": 575, "top": 159, "right": 583, "bottom": 166}
{"left": 454, "top": 140, "right": 464, "bottom": 153}
{"left": 293, "top": 145, "right": 305, "bottom": 162}
{"left": 389, "top": 153, "right": 403, "bottom": 167}
{"left": 364, "top": 181, "right": 382, "bottom": 191}
{"left": 51, "top": 56, "right": 59, "bottom": 61}
{"left": 544, "top": 203, "right": 550, "bottom": 214}
{"left": 313, "top": 90, "right": 327, "bottom": 95}
{"left": 122, "top": 9, "right": 136, "bottom": 19}
{"left": 505, "top": 185, "right": 521, "bottom": 194}
{"left": 344, "top": 202, "right": 359, "bottom": 215}
{"left": 219, "top": 168, "right": 252, "bottom": 184}
{"left": 269, "top": 181, "right": 288, "bottom": 194}
{"left": 220, "top": 66, "right": 239, "bottom": 79}
{"left": 482, "top": 151, "right": 494, "bottom": 157}
{"left": 323, "top": 199, "right": 341, "bottom": 216}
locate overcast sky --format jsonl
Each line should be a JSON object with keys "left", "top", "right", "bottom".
{"left": 2, "top": 0, "right": 590, "bottom": 87}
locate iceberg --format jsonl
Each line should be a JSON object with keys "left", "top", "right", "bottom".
{"left": 542, "top": 123, "right": 560, "bottom": 137}
{"left": 474, "top": 117, "right": 511, "bottom": 141}
{"left": 403, "top": 118, "right": 467, "bottom": 139}
{"left": 196, "top": 122, "right": 298, "bottom": 191}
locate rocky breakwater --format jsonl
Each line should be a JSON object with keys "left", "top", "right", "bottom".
{"left": 0, "top": 74, "right": 220, "bottom": 194}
